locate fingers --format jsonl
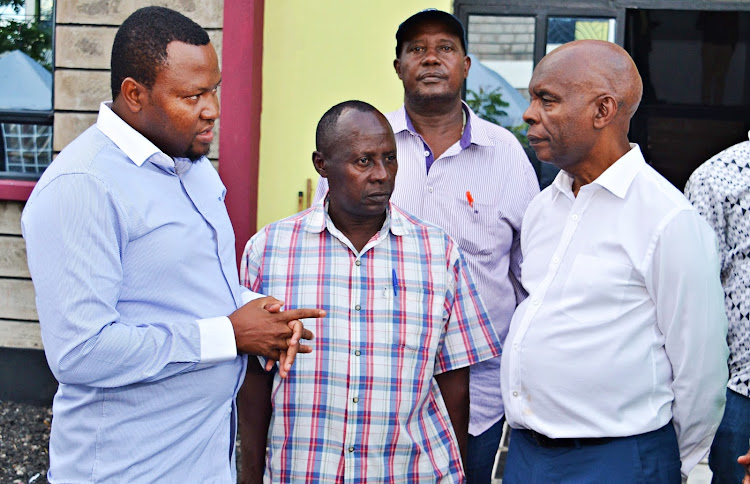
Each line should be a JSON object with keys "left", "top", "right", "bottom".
{"left": 261, "top": 296, "right": 285, "bottom": 313}
{"left": 284, "top": 339, "right": 299, "bottom": 375}
{"left": 286, "top": 320, "right": 315, "bottom": 342}
{"left": 277, "top": 308, "right": 325, "bottom": 325}
{"left": 282, "top": 321, "right": 302, "bottom": 374}
{"left": 278, "top": 351, "right": 288, "bottom": 379}
{"left": 289, "top": 319, "right": 303, "bottom": 346}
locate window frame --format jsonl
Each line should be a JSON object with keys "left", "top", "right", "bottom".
{"left": 0, "top": 0, "right": 56, "bottom": 200}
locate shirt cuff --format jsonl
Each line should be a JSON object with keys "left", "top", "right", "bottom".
{"left": 197, "top": 316, "right": 237, "bottom": 364}
{"left": 241, "top": 290, "right": 264, "bottom": 306}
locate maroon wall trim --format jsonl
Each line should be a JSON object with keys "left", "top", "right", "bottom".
{"left": 0, "top": 180, "right": 35, "bottom": 201}
{"left": 220, "top": 0, "right": 264, "bottom": 265}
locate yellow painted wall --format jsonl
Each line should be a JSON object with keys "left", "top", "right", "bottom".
{"left": 257, "top": 0, "right": 452, "bottom": 229}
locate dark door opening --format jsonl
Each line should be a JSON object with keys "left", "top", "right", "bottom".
{"left": 626, "top": 9, "right": 750, "bottom": 189}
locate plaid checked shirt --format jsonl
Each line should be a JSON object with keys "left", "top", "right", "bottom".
{"left": 240, "top": 200, "right": 501, "bottom": 483}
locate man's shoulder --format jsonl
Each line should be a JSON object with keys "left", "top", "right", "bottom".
{"left": 688, "top": 140, "right": 750, "bottom": 191}
{"left": 635, "top": 162, "right": 695, "bottom": 213}
{"left": 384, "top": 107, "right": 406, "bottom": 132}
{"left": 29, "top": 125, "right": 120, "bottom": 199}
{"left": 251, "top": 209, "right": 315, "bottom": 244}
{"left": 391, "top": 203, "right": 455, "bottom": 250}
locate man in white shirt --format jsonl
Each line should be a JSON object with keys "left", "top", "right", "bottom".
{"left": 500, "top": 39, "right": 728, "bottom": 483}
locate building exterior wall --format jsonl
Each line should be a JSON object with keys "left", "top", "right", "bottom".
{"left": 256, "top": 0, "right": 452, "bottom": 228}
{"left": 467, "top": 15, "right": 535, "bottom": 60}
{"left": 0, "top": 200, "right": 39, "bottom": 350}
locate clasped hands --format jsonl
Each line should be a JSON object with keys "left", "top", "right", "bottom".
{"left": 229, "top": 296, "right": 323, "bottom": 378}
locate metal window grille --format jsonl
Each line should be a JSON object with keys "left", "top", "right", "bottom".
{"left": 1, "top": 123, "right": 52, "bottom": 174}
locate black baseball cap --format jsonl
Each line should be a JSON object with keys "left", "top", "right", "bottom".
{"left": 395, "top": 9, "right": 467, "bottom": 57}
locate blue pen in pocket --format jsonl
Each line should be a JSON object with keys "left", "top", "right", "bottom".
{"left": 392, "top": 269, "right": 398, "bottom": 297}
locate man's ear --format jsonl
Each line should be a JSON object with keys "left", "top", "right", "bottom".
{"left": 119, "top": 77, "right": 147, "bottom": 114}
{"left": 312, "top": 151, "right": 327, "bottom": 177}
{"left": 463, "top": 54, "right": 471, "bottom": 80}
{"left": 593, "top": 94, "right": 618, "bottom": 129}
{"left": 394, "top": 58, "right": 403, "bottom": 80}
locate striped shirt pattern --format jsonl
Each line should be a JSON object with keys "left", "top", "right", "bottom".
{"left": 316, "top": 103, "right": 539, "bottom": 435}
{"left": 241, "top": 201, "right": 501, "bottom": 483}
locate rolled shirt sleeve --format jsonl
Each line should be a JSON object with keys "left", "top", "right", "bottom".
{"left": 436, "top": 240, "right": 502, "bottom": 375}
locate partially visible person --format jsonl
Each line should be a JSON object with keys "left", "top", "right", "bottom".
{"left": 501, "top": 40, "right": 728, "bottom": 483}
{"left": 314, "top": 12, "right": 539, "bottom": 481}
{"left": 22, "top": 7, "right": 320, "bottom": 482}
{"left": 685, "top": 132, "right": 750, "bottom": 484}
{"left": 739, "top": 445, "right": 750, "bottom": 484}
{"left": 239, "top": 101, "right": 501, "bottom": 483}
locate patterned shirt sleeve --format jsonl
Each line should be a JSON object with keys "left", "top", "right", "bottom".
{"left": 436, "top": 237, "right": 502, "bottom": 374}
{"left": 685, "top": 165, "right": 728, "bottom": 273}
{"left": 240, "top": 229, "right": 267, "bottom": 293}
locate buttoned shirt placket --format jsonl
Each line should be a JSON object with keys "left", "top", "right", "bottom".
{"left": 324, "top": 218, "right": 387, "bottom": 477}
{"left": 505, "top": 185, "right": 595, "bottom": 421}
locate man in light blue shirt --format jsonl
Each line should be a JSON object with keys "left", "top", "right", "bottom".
{"left": 21, "top": 7, "right": 321, "bottom": 482}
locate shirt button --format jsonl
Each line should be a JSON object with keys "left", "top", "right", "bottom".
{"left": 353, "top": 397, "right": 359, "bottom": 403}
{"left": 424, "top": 150, "right": 430, "bottom": 157}
{"left": 348, "top": 446, "right": 355, "bottom": 453}
{"left": 513, "top": 343, "right": 519, "bottom": 351}
{"left": 355, "top": 260, "right": 361, "bottom": 266}
{"left": 532, "top": 298, "right": 540, "bottom": 305}
{"left": 355, "top": 350, "right": 361, "bottom": 356}
{"left": 513, "top": 391, "right": 519, "bottom": 397}
{"left": 552, "top": 256, "right": 560, "bottom": 264}
{"left": 571, "top": 214, "right": 579, "bottom": 221}
{"left": 428, "top": 186, "right": 434, "bottom": 193}
{"left": 355, "top": 304, "right": 361, "bottom": 311}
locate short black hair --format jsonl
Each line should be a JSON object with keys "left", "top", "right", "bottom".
{"left": 111, "top": 6, "right": 210, "bottom": 99}
{"left": 315, "top": 100, "right": 382, "bottom": 155}
{"left": 395, "top": 9, "right": 467, "bottom": 58}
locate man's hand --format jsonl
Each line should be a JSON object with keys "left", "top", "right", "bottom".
{"left": 738, "top": 445, "right": 750, "bottom": 484}
{"left": 229, "top": 296, "right": 322, "bottom": 377}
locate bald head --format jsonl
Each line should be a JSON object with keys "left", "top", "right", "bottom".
{"left": 538, "top": 40, "right": 642, "bottom": 123}
{"left": 523, "top": 40, "right": 642, "bottom": 176}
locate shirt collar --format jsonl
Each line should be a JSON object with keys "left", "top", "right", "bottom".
{"left": 96, "top": 102, "right": 176, "bottom": 171}
{"left": 551, "top": 143, "right": 645, "bottom": 200}
{"left": 303, "top": 194, "right": 409, "bottom": 237}
{"left": 392, "top": 101, "right": 493, "bottom": 149}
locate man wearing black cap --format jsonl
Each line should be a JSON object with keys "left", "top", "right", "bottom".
{"left": 315, "top": 9, "right": 539, "bottom": 483}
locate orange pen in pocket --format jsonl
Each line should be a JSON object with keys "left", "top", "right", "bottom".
{"left": 466, "top": 191, "right": 474, "bottom": 208}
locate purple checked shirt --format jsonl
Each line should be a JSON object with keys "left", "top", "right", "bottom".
{"left": 316, "top": 103, "right": 539, "bottom": 435}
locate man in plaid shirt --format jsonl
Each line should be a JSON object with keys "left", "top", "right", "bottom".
{"left": 239, "top": 101, "right": 501, "bottom": 483}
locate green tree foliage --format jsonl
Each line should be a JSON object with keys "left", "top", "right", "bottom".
{"left": 0, "top": 0, "right": 52, "bottom": 71}
{"left": 466, "top": 87, "right": 529, "bottom": 149}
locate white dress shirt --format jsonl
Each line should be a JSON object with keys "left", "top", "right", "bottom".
{"left": 501, "top": 144, "right": 728, "bottom": 477}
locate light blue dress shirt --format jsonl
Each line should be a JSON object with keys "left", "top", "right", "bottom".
{"left": 22, "top": 103, "right": 255, "bottom": 482}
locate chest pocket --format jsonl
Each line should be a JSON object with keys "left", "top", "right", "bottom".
{"left": 561, "top": 254, "right": 634, "bottom": 323}
{"left": 449, "top": 196, "right": 499, "bottom": 258}
{"left": 383, "top": 283, "right": 438, "bottom": 353}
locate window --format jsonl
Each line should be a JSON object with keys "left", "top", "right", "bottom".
{"left": 0, "top": 0, "right": 54, "bottom": 180}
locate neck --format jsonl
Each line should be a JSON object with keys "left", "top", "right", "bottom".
{"left": 404, "top": 97, "right": 463, "bottom": 132}
{"left": 404, "top": 97, "right": 464, "bottom": 159}
{"left": 568, "top": 138, "right": 632, "bottom": 196}
{"left": 328, "top": 204, "right": 386, "bottom": 253}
